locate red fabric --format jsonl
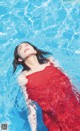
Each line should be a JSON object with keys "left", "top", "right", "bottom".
{"left": 26, "top": 62, "right": 80, "bottom": 131}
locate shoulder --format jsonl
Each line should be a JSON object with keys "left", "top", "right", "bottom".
{"left": 47, "top": 56, "right": 55, "bottom": 62}
{"left": 17, "top": 71, "right": 28, "bottom": 86}
{"left": 47, "top": 56, "right": 60, "bottom": 67}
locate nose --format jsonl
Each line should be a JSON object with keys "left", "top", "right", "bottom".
{"left": 24, "top": 46, "right": 29, "bottom": 52}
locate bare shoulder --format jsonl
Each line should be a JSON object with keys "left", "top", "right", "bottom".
{"left": 47, "top": 56, "right": 55, "bottom": 62}
{"left": 21, "top": 70, "right": 29, "bottom": 76}
{"left": 17, "top": 71, "right": 28, "bottom": 86}
{"left": 47, "top": 56, "right": 60, "bottom": 67}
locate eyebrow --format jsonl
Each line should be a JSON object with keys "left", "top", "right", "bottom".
{"left": 18, "top": 43, "right": 29, "bottom": 50}
{"left": 18, "top": 44, "right": 22, "bottom": 49}
{"left": 18, "top": 43, "right": 25, "bottom": 50}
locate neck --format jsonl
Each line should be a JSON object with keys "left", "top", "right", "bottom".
{"left": 24, "top": 55, "right": 40, "bottom": 69}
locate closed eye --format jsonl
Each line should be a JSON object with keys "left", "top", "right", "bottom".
{"left": 18, "top": 45, "right": 22, "bottom": 51}
{"left": 18, "top": 43, "right": 29, "bottom": 51}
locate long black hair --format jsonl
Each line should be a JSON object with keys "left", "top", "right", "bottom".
{"left": 12, "top": 41, "right": 52, "bottom": 75}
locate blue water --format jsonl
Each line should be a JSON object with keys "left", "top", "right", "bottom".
{"left": 0, "top": 0, "right": 80, "bottom": 131}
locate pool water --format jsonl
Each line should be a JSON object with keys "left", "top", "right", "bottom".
{"left": 0, "top": 0, "right": 80, "bottom": 131}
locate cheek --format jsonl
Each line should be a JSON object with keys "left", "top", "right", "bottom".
{"left": 30, "top": 46, "right": 35, "bottom": 51}
{"left": 18, "top": 50, "right": 24, "bottom": 58}
{"left": 31, "top": 47, "right": 36, "bottom": 52}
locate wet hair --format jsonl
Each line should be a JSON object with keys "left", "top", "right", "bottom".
{"left": 12, "top": 41, "right": 52, "bottom": 74}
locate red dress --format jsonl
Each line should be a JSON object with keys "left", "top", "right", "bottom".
{"left": 25, "top": 62, "right": 80, "bottom": 131}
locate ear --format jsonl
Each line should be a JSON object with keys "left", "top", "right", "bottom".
{"left": 18, "top": 58, "right": 23, "bottom": 62}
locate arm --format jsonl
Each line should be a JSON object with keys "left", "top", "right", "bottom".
{"left": 17, "top": 72, "right": 37, "bottom": 131}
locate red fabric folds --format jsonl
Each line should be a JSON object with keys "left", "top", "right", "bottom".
{"left": 26, "top": 62, "right": 80, "bottom": 131}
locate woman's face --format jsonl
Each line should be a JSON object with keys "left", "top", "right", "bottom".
{"left": 17, "top": 43, "right": 37, "bottom": 61}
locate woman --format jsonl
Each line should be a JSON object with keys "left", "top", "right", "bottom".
{"left": 13, "top": 41, "right": 80, "bottom": 131}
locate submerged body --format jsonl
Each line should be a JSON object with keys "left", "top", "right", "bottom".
{"left": 25, "top": 62, "right": 80, "bottom": 131}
